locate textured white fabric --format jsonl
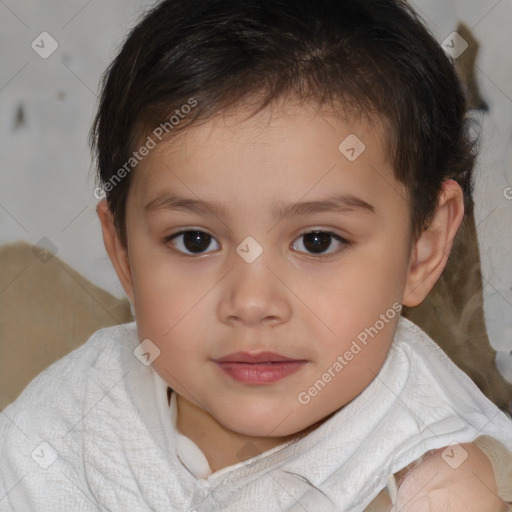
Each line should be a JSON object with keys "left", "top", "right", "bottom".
{"left": 1, "top": 316, "right": 512, "bottom": 512}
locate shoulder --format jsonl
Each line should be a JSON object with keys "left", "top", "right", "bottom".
{"left": 394, "top": 442, "right": 509, "bottom": 511}
{"left": 0, "top": 322, "right": 138, "bottom": 438}
{"left": 0, "top": 322, "right": 142, "bottom": 507}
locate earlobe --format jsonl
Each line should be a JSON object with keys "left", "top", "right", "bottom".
{"left": 96, "top": 199, "right": 135, "bottom": 304}
{"left": 402, "top": 180, "right": 465, "bottom": 307}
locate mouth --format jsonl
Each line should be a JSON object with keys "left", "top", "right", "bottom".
{"left": 212, "top": 351, "right": 308, "bottom": 385}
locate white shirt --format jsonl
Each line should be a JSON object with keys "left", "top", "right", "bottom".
{"left": 1, "top": 316, "right": 512, "bottom": 511}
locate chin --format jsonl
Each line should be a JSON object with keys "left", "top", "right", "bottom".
{"left": 214, "top": 404, "right": 307, "bottom": 439}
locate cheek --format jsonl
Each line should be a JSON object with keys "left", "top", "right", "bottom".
{"left": 313, "top": 247, "right": 407, "bottom": 327}
{"left": 127, "top": 245, "right": 207, "bottom": 340}
{"left": 302, "top": 246, "right": 406, "bottom": 383}
{"left": 359, "top": 231, "right": 411, "bottom": 298}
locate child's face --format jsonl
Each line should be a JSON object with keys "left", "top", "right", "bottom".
{"left": 111, "top": 101, "right": 415, "bottom": 438}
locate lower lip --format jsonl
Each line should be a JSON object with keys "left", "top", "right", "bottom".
{"left": 214, "top": 361, "right": 306, "bottom": 384}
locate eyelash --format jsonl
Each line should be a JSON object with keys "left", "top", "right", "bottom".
{"left": 162, "top": 229, "right": 351, "bottom": 258}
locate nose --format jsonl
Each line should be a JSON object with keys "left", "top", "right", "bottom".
{"left": 217, "top": 252, "right": 292, "bottom": 328}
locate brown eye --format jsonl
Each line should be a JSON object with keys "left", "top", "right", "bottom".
{"left": 167, "top": 230, "right": 220, "bottom": 255}
{"left": 292, "top": 231, "right": 348, "bottom": 256}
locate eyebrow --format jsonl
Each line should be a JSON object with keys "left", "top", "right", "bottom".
{"left": 144, "top": 191, "right": 376, "bottom": 219}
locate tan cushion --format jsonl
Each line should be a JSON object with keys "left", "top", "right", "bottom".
{"left": 0, "top": 240, "right": 133, "bottom": 410}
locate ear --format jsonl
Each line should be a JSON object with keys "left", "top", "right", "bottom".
{"left": 96, "top": 199, "right": 135, "bottom": 305}
{"left": 403, "top": 179, "right": 465, "bottom": 307}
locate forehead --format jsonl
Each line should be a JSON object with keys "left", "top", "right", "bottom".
{"left": 128, "top": 101, "right": 408, "bottom": 218}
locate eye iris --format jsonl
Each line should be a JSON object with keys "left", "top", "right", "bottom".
{"left": 183, "top": 231, "right": 211, "bottom": 253}
{"left": 303, "top": 232, "right": 331, "bottom": 253}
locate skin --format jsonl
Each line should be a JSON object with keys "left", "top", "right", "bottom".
{"left": 97, "top": 100, "right": 471, "bottom": 483}
{"left": 394, "top": 442, "right": 506, "bottom": 511}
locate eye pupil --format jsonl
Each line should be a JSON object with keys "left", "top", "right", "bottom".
{"left": 183, "top": 231, "right": 211, "bottom": 253}
{"left": 303, "top": 232, "right": 331, "bottom": 253}
{"left": 170, "top": 230, "right": 343, "bottom": 257}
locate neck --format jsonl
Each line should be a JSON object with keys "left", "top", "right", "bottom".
{"left": 175, "top": 393, "right": 294, "bottom": 472}
{"left": 174, "top": 393, "right": 335, "bottom": 473}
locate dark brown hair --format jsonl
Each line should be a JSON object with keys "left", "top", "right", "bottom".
{"left": 90, "top": 0, "right": 477, "bottom": 248}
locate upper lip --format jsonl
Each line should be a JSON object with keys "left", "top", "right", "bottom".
{"left": 213, "top": 351, "right": 305, "bottom": 363}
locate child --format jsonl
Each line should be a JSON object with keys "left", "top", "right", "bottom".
{"left": 1, "top": 0, "right": 512, "bottom": 510}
